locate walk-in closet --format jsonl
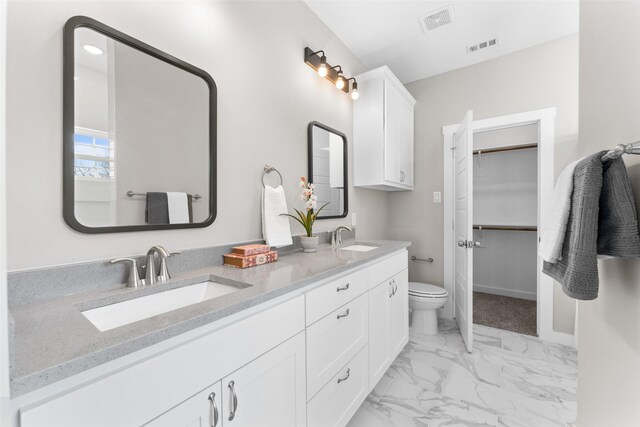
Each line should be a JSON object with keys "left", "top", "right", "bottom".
{"left": 472, "top": 124, "right": 539, "bottom": 335}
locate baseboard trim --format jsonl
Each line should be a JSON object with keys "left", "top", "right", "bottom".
{"left": 474, "top": 284, "right": 537, "bottom": 301}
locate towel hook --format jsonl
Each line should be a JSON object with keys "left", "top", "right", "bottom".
{"left": 261, "top": 165, "right": 283, "bottom": 188}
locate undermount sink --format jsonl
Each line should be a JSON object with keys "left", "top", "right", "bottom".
{"left": 82, "top": 281, "right": 244, "bottom": 331}
{"left": 339, "top": 244, "right": 379, "bottom": 252}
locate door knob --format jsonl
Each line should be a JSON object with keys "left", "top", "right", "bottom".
{"left": 457, "top": 240, "right": 466, "bottom": 247}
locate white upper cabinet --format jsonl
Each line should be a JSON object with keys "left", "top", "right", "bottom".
{"left": 354, "top": 66, "right": 416, "bottom": 191}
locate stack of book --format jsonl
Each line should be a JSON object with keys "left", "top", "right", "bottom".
{"left": 223, "top": 244, "right": 278, "bottom": 269}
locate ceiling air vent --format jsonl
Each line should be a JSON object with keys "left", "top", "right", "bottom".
{"left": 419, "top": 6, "right": 455, "bottom": 32}
{"left": 467, "top": 38, "right": 499, "bottom": 54}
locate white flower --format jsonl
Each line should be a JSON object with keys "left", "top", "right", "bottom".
{"left": 309, "top": 183, "right": 315, "bottom": 189}
{"left": 306, "top": 200, "right": 316, "bottom": 210}
{"left": 310, "top": 194, "right": 317, "bottom": 201}
{"left": 303, "top": 189, "right": 312, "bottom": 197}
{"left": 299, "top": 181, "right": 306, "bottom": 188}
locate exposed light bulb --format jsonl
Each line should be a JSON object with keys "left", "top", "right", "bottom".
{"left": 82, "top": 44, "right": 104, "bottom": 55}
{"left": 336, "top": 76, "right": 345, "bottom": 90}
{"left": 351, "top": 89, "right": 359, "bottom": 100}
{"left": 318, "top": 55, "right": 328, "bottom": 77}
{"left": 318, "top": 63, "right": 328, "bottom": 77}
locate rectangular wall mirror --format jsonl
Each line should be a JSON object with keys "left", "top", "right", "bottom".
{"left": 63, "top": 16, "right": 216, "bottom": 233}
{"left": 308, "top": 122, "right": 348, "bottom": 219}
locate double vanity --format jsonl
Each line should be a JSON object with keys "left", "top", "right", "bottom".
{"left": 9, "top": 240, "right": 410, "bottom": 427}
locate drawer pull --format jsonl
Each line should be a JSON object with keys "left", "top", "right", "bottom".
{"left": 228, "top": 380, "right": 238, "bottom": 421}
{"left": 336, "top": 283, "right": 350, "bottom": 292}
{"left": 389, "top": 281, "right": 393, "bottom": 298}
{"left": 337, "top": 368, "right": 351, "bottom": 384}
{"left": 336, "top": 308, "right": 350, "bottom": 319}
{"left": 208, "top": 392, "right": 219, "bottom": 427}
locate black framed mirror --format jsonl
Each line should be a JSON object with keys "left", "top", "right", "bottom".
{"left": 63, "top": 16, "right": 217, "bottom": 233}
{"left": 308, "top": 121, "right": 348, "bottom": 219}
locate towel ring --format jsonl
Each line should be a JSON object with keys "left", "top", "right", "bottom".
{"left": 261, "top": 165, "right": 283, "bottom": 188}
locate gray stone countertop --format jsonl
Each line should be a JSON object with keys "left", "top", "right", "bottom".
{"left": 9, "top": 240, "right": 410, "bottom": 397}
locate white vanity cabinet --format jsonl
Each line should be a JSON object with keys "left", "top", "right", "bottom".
{"left": 145, "top": 382, "right": 222, "bottom": 427}
{"left": 18, "top": 249, "right": 409, "bottom": 427}
{"left": 219, "top": 333, "right": 307, "bottom": 427}
{"left": 146, "top": 333, "right": 306, "bottom": 427}
{"left": 353, "top": 66, "right": 416, "bottom": 191}
{"left": 368, "top": 259, "right": 409, "bottom": 387}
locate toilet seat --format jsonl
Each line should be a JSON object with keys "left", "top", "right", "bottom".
{"left": 409, "top": 282, "right": 448, "bottom": 297}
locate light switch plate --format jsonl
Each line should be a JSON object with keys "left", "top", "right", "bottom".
{"left": 351, "top": 213, "right": 357, "bottom": 227}
{"left": 433, "top": 191, "right": 442, "bottom": 203}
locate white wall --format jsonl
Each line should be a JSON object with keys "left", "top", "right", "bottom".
{"left": 388, "top": 34, "right": 579, "bottom": 334}
{"left": 5, "top": 0, "right": 389, "bottom": 271}
{"left": 1, "top": 0, "right": 9, "bottom": 419}
{"left": 577, "top": 2, "right": 640, "bottom": 426}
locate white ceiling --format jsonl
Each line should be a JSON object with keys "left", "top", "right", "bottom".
{"left": 304, "top": 0, "right": 579, "bottom": 83}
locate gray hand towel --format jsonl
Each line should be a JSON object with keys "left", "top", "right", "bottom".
{"left": 543, "top": 152, "right": 640, "bottom": 300}
{"left": 598, "top": 157, "right": 640, "bottom": 257}
{"left": 543, "top": 152, "right": 604, "bottom": 300}
{"left": 145, "top": 192, "right": 169, "bottom": 224}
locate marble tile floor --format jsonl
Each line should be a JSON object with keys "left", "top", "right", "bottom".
{"left": 348, "top": 320, "right": 577, "bottom": 427}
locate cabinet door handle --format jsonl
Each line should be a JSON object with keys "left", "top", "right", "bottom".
{"left": 392, "top": 279, "right": 397, "bottom": 295}
{"left": 337, "top": 308, "right": 350, "bottom": 319}
{"left": 389, "top": 281, "right": 393, "bottom": 298}
{"left": 208, "top": 392, "right": 219, "bottom": 427}
{"left": 228, "top": 380, "right": 238, "bottom": 421}
{"left": 336, "top": 283, "right": 350, "bottom": 292}
{"left": 337, "top": 368, "right": 351, "bottom": 384}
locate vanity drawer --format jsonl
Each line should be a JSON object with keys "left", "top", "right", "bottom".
{"left": 368, "top": 250, "right": 408, "bottom": 289}
{"left": 307, "top": 345, "right": 369, "bottom": 427}
{"left": 306, "top": 268, "right": 368, "bottom": 325}
{"left": 306, "top": 293, "right": 368, "bottom": 399}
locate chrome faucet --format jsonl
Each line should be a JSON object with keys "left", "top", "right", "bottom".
{"left": 145, "top": 245, "right": 180, "bottom": 284}
{"left": 332, "top": 226, "right": 353, "bottom": 246}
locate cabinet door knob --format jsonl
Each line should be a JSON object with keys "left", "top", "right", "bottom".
{"left": 337, "top": 368, "right": 351, "bottom": 384}
{"left": 337, "top": 308, "right": 350, "bottom": 319}
{"left": 228, "top": 381, "right": 238, "bottom": 421}
{"left": 208, "top": 392, "right": 219, "bottom": 427}
{"left": 336, "top": 283, "right": 350, "bottom": 292}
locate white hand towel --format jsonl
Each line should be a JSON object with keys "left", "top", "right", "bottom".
{"left": 166, "top": 192, "right": 190, "bottom": 224}
{"left": 262, "top": 185, "right": 293, "bottom": 248}
{"left": 539, "top": 157, "right": 583, "bottom": 263}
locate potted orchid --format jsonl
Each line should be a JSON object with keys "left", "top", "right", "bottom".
{"left": 282, "top": 177, "right": 328, "bottom": 253}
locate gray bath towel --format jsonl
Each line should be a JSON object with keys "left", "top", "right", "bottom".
{"left": 145, "top": 192, "right": 169, "bottom": 224}
{"left": 543, "top": 152, "right": 640, "bottom": 300}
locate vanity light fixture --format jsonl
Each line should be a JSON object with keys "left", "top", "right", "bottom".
{"left": 82, "top": 44, "right": 104, "bottom": 55}
{"left": 304, "top": 47, "right": 349, "bottom": 94}
{"left": 347, "top": 78, "right": 359, "bottom": 100}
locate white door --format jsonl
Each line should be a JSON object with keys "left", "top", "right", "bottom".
{"left": 144, "top": 382, "right": 222, "bottom": 427}
{"left": 368, "top": 279, "right": 391, "bottom": 387}
{"left": 454, "top": 110, "right": 474, "bottom": 353}
{"left": 389, "top": 269, "right": 409, "bottom": 357}
{"left": 221, "top": 332, "right": 306, "bottom": 427}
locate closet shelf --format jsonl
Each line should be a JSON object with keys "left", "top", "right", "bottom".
{"left": 473, "top": 224, "right": 537, "bottom": 231}
{"left": 473, "top": 143, "right": 538, "bottom": 155}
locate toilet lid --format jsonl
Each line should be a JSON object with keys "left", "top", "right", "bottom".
{"left": 408, "top": 282, "right": 448, "bottom": 296}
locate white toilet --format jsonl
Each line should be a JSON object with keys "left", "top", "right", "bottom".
{"left": 408, "top": 282, "right": 449, "bottom": 335}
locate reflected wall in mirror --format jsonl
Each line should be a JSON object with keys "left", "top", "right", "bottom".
{"left": 308, "top": 122, "right": 348, "bottom": 219}
{"left": 64, "top": 16, "right": 217, "bottom": 233}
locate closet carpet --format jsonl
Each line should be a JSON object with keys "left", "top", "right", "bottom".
{"left": 473, "top": 291, "right": 537, "bottom": 336}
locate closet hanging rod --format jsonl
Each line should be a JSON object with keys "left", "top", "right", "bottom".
{"left": 473, "top": 143, "right": 538, "bottom": 156}
{"left": 601, "top": 141, "right": 640, "bottom": 161}
{"left": 473, "top": 224, "right": 537, "bottom": 231}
